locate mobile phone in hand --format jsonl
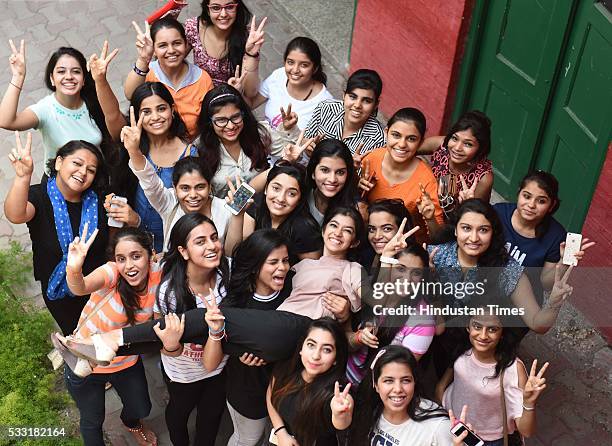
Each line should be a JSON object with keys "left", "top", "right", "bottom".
{"left": 562, "top": 232, "right": 582, "bottom": 266}
{"left": 450, "top": 422, "right": 484, "bottom": 446}
{"left": 225, "top": 183, "right": 255, "bottom": 215}
{"left": 108, "top": 196, "right": 127, "bottom": 228}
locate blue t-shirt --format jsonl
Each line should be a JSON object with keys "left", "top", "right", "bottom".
{"left": 494, "top": 203, "right": 566, "bottom": 267}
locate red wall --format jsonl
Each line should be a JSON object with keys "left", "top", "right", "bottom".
{"left": 350, "top": 0, "right": 473, "bottom": 133}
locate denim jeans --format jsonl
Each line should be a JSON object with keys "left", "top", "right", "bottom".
{"left": 64, "top": 357, "right": 152, "bottom": 446}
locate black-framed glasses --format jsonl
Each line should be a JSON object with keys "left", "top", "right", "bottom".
{"left": 208, "top": 3, "right": 238, "bottom": 14}
{"left": 211, "top": 112, "right": 243, "bottom": 128}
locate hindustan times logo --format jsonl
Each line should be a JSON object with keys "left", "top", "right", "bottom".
{"left": 371, "top": 279, "right": 487, "bottom": 300}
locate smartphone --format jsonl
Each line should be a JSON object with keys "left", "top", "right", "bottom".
{"left": 107, "top": 196, "right": 127, "bottom": 228}
{"left": 268, "top": 430, "right": 279, "bottom": 445}
{"left": 450, "top": 422, "right": 484, "bottom": 446}
{"left": 225, "top": 182, "right": 255, "bottom": 215}
{"left": 562, "top": 232, "right": 582, "bottom": 266}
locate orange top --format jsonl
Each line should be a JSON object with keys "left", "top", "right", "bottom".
{"left": 75, "top": 262, "right": 161, "bottom": 374}
{"left": 363, "top": 147, "right": 444, "bottom": 241}
{"left": 146, "top": 61, "right": 213, "bottom": 140}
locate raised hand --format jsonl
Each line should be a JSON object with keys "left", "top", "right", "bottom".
{"left": 416, "top": 183, "right": 435, "bottom": 220}
{"left": 245, "top": 16, "right": 267, "bottom": 55}
{"left": 559, "top": 238, "right": 595, "bottom": 264}
{"left": 547, "top": 264, "right": 573, "bottom": 308}
{"left": 322, "top": 291, "right": 350, "bottom": 323}
{"left": 227, "top": 64, "right": 248, "bottom": 93}
{"left": 523, "top": 359, "right": 548, "bottom": 406}
{"left": 8, "top": 39, "right": 26, "bottom": 81}
{"left": 280, "top": 103, "right": 298, "bottom": 130}
{"left": 358, "top": 324, "right": 379, "bottom": 349}
{"left": 153, "top": 313, "right": 185, "bottom": 352}
{"left": 358, "top": 160, "right": 376, "bottom": 198}
{"left": 104, "top": 194, "right": 140, "bottom": 227}
{"left": 132, "top": 20, "right": 154, "bottom": 63}
{"left": 89, "top": 41, "right": 119, "bottom": 83}
{"left": 239, "top": 352, "right": 267, "bottom": 367}
{"left": 330, "top": 381, "right": 353, "bottom": 414}
{"left": 352, "top": 143, "right": 366, "bottom": 170}
{"left": 203, "top": 289, "right": 225, "bottom": 333}
{"left": 449, "top": 405, "right": 474, "bottom": 446}
{"left": 120, "top": 106, "right": 144, "bottom": 154}
{"left": 381, "top": 218, "right": 420, "bottom": 259}
{"left": 282, "top": 130, "right": 316, "bottom": 162}
{"left": 225, "top": 174, "right": 253, "bottom": 214}
{"left": 8, "top": 131, "right": 33, "bottom": 177}
{"left": 422, "top": 243, "right": 440, "bottom": 269}
{"left": 458, "top": 175, "right": 478, "bottom": 203}
{"left": 67, "top": 222, "right": 99, "bottom": 272}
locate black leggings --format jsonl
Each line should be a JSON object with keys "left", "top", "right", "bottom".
{"left": 119, "top": 309, "right": 312, "bottom": 363}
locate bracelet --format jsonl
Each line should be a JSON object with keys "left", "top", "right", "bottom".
{"left": 209, "top": 330, "right": 226, "bottom": 341}
{"left": 245, "top": 50, "right": 259, "bottom": 58}
{"left": 10, "top": 81, "right": 22, "bottom": 90}
{"left": 273, "top": 425, "right": 286, "bottom": 435}
{"left": 209, "top": 322, "right": 226, "bottom": 335}
{"left": 522, "top": 403, "right": 535, "bottom": 411}
{"left": 163, "top": 344, "right": 181, "bottom": 353}
{"left": 133, "top": 63, "right": 150, "bottom": 76}
{"left": 355, "top": 330, "right": 363, "bottom": 345}
{"left": 380, "top": 256, "right": 399, "bottom": 265}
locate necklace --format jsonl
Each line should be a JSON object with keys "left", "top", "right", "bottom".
{"left": 286, "top": 79, "right": 314, "bottom": 101}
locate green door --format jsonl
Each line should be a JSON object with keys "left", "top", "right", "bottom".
{"left": 466, "top": 0, "right": 574, "bottom": 197}
{"left": 534, "top": 2, "right": 612, "bottom": 231}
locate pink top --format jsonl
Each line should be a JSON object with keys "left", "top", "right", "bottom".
{"left": 442, "top": 349, "right": 524, "bottom": 441}
{"left": 184, "top": 16, "right": 232, "bottom": 86}
{"left": 431, "top": 145, "right": 493, "bottom": 194}
{"left": 276, "top": 256, "right": 363, "bottom": 319}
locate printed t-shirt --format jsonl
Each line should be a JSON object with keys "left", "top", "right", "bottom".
{"left": 75, "top": 261, "right": 161, "bottom": 373}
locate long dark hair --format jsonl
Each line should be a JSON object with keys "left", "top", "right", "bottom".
{"left": 221, "top": 229, "right": 289, "bottom": 308}
{"left": 349, "top": 346, "right": 448, "bottom": 445}
{"left": 158, "top": 213, "right": 230, "bottom": 313}
{"left": 518, "top": 170, "right": 561, "bottom": 238}
{"left": 367, "top": 199, "right": 416, "bottom": 243}
{"left": 45, "top": 47, "right": 116, "bottom": 164}
{"left": 196, "top": 84, "right": 269, "bottom": 174}
{"left": 46, "top": 140, "right": 108, "bottom": 192}
{"left": 271, "top": 318, "right": 349, "bottom": 446}
{"left": 443, "top": 110, "right": 492, "bottom": 161}
{"left": 199, "top": 0, "right": 251, "bottom": 72}
{"left": 171, "top": 156, "right": 214, "bottom": 187}
{"left": 107, "top": 227, "right": 154, "bottom": 325}
{"left": 306, "top": 139, "right": 357, "bottom": 212}
{"left": 284, "top": 37, "right": 327, "bottom": 85}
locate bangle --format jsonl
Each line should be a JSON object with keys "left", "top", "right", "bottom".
{"left": 133, "top": 63, "right": 149, "bottom": 76}
{"left": 380, "top": 256, "right": 399, "bottom": 265}
{"left": 163, "top": 344, "right": 181, "bottom": 353}
{"left": 245, "top": 50, "right": 259, "bottom": 58}
{"left": 209, "top": 330, "right": 226, "bottom": 341}
{"left": 10, "top": 81, "right": 22, "bottom": 90}
{"left": 522, "top": 403, "right": 535, "bottom": 411}
{"left": 355, "top": 330, "right": 363, "bottom": 345}
{"left": 209, "top": 322, "right": 226, "bottom": 335}
{"left": 273, "top": 426, "right": 286, "bottom": 435}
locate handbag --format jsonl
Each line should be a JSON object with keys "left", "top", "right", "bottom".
{"left": 500, "top": 368, "right": 525, "bottom": 446}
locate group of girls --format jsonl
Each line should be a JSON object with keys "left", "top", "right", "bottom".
{"left": 1, "top": 0, "right": 595, "bottom": 445}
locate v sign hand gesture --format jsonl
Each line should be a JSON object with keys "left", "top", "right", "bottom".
{"left": 203, "top": 289, "right": 225, "bottom": 335}
{"left": 89, "top": 41, "right": 119, "bottom": 83}
{"left": 416, "top": 183, "right": 435, "bottom": 220}
{"left": 547, "top": 264, "right": 574, "bottom": 308}
{"left": 120, "top": 106, "right": 144, "bottom": 154}
{"left": 330, "top": 381, "right": 353, "bottom": 415}
{"left": 381, "top": 218, "right": 420, "bottom": 259}
{"left": 67, "top": 222, "right": 99, "bottom": 273}
{"left": 8, "top": 39, "right": 26, "bottom": 81}
{"left": 8, "top": 131, "right": 33, "bottom": 178}
{"left": 132, "top": 20, "right": 153, "bottom": 64}
{"left": 523, "top": 359, "right": 549, "bottom": 407}
{"left": 282, "top": 130, "right": 315, "bottom": 162}
{"left": 458, "top": 174, "right": 478, "bottom": 204}
{"left": 245, "top": 16, "right": 267, "bottom": 56}
{"left": 228, "top": 65, "right": 248, "bottom": 93}
{"left": 280, "top": 103, "right": 298, "bottom": 131}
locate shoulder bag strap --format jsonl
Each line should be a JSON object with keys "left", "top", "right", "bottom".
{"left": 72, "top": 291, "right": 115, "bottom": 335}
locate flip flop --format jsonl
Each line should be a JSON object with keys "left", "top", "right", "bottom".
{"left": 51, "top": 333, "right": 93, "bottom": 377}
{"left": 56, "top": 334, "right": 112, "bottom": 367}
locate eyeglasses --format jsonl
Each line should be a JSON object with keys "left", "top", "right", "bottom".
{"left": 208, "top": 3, "right": 238, "bottom": 14}
{"left": 211, "top": 112, "right": 243, "bottom": 128}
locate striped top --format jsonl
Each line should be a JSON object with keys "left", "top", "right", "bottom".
{"left": 75, "top": 262, "right": 161, "bottom": 374}
{"left": 303, "top": 99, "right": 386, "bottom": 154}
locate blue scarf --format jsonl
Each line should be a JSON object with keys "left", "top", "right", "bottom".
{"left": 46, "top": 177, "right": 99, "bottom": 300}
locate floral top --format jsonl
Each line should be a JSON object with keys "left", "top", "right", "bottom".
{"left": 185, "top": 16, "right": 233, "bottom": 85}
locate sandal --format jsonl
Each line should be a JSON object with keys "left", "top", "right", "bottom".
{"left": 51, "top": 333, "right": 93, "bottom": 377}
{"left": 126, "top": 422, "right": 157, "bottom": 446}
{"left": 57, "top": 334, "right": 115, "bottom": 366}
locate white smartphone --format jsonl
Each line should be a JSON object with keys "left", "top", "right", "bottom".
{"left": 562, "top": 232, "right": 582, "bottom": 266}
{"left": 225, "top": 182, "right": 255, "bottom": 215}
{"left": 268, "top": 430, "right": 279, "bottom": 445}
{"left": 107, "top": 196, "right": 128, "bottom": 228}
{"left": 450, "top": 422, "right": 484, "bottom": 446}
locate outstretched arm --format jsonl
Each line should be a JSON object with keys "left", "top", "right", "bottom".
{"left": 124, "top": 21, "right": 153, "bottom": 100}
{"left": 4, "top": 132, "right": 35, "bottom": 223}
{"left": 90, "top": 41, "right": 124, "bottom": 140}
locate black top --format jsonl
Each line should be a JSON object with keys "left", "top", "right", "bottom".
{"left": 225, "top": 274, "right": 293, "bottom": 419}
{"left": 26, "top": 179, "right": 109, "bottom": 298}
{"left": 247, "top": 193, "right": 322, "bottom": 264}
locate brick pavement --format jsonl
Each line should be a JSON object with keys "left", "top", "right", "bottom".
{"left": 0, "top": 1, "right": 610, "bottom": 445}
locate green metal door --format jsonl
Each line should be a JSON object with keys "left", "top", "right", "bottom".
{"left": 466, "top": 0, "right": 575, "bottom": 197}
{"left": 534, "top": 2, "right": 612, "bottom": 231}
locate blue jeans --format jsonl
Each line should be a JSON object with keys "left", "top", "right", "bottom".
{"left": 64, "top": 358, "right": 152, "bottom": 446}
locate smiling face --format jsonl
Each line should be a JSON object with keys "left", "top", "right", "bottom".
{"left": 447, "top": 129, "right": 480, "bottom": 165}
{"left": 211, "top": 103, "right": 244, "bottom": 144}
{"left": 516, "top": 181, "right": 555, "bottom": 223}
{"left": 115, "top": 239, "right": 151, "bottom": 290}
{"left": 55, "top": 148, "right": 98, "bottom": 194}
{"left": 312, "top": 156, "right": 348, "bottom": 199}
{"left": 300, "top": 327, "right": 337, "bottom": 381}
{"left": 323, "top": 214, "right": 358, "bottom": 256}
{"left": 153, "top": 27, "right": 187, "bottom": 70}
{"left": 175, "top": 171, "right": 211, "bottom": 213}
{"left": 390, "top": 252, "right": 425, "bottom": 284}
{"left": 456, "top": 211, "right": 493, "bottom": 259}
{"left": 207, "top": 0, "right": 239, "bottom": 31}
{"left": 368, "top": 211, "right": 399, "bottom": 254}
{"left": 343, "top": 88, "right": 377, "bottom": 128}
{"left": 265, "top": 173, "right": 301, "bottom": 220}
{"left": 375, "top": 361, "right": 415, "bottom": 420}
{"left": 468, "top": 314, "right": 502, "bottom": 355}
{"left": 50, "top": 55, "right": 85, "bottom": 97}
{"left": 284, "top": 49, "right": 316, "bottom": 87}
{"left": 178, "top": 222, "right": 222, "bottom": 270}
{"left": 385, "top": 120, "right": 422, "bottom": 164}
{"left": 139, "top": 94, "right": 173, "bottom": 136}
{"left": 255, "top": 245, "right": 290, "bottom": 295}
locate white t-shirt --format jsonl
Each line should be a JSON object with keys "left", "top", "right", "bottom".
{"left": 154, "top": 270, "right": 228, "bottom": 383}
{"left": 260, "top": 67, "right": 333, "bottom": 130}
{"left": 370, "top": 400, "right": 453, "bottom": 446}
{"left": 29, "top": 94, "right": 103, "bottom": 163}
